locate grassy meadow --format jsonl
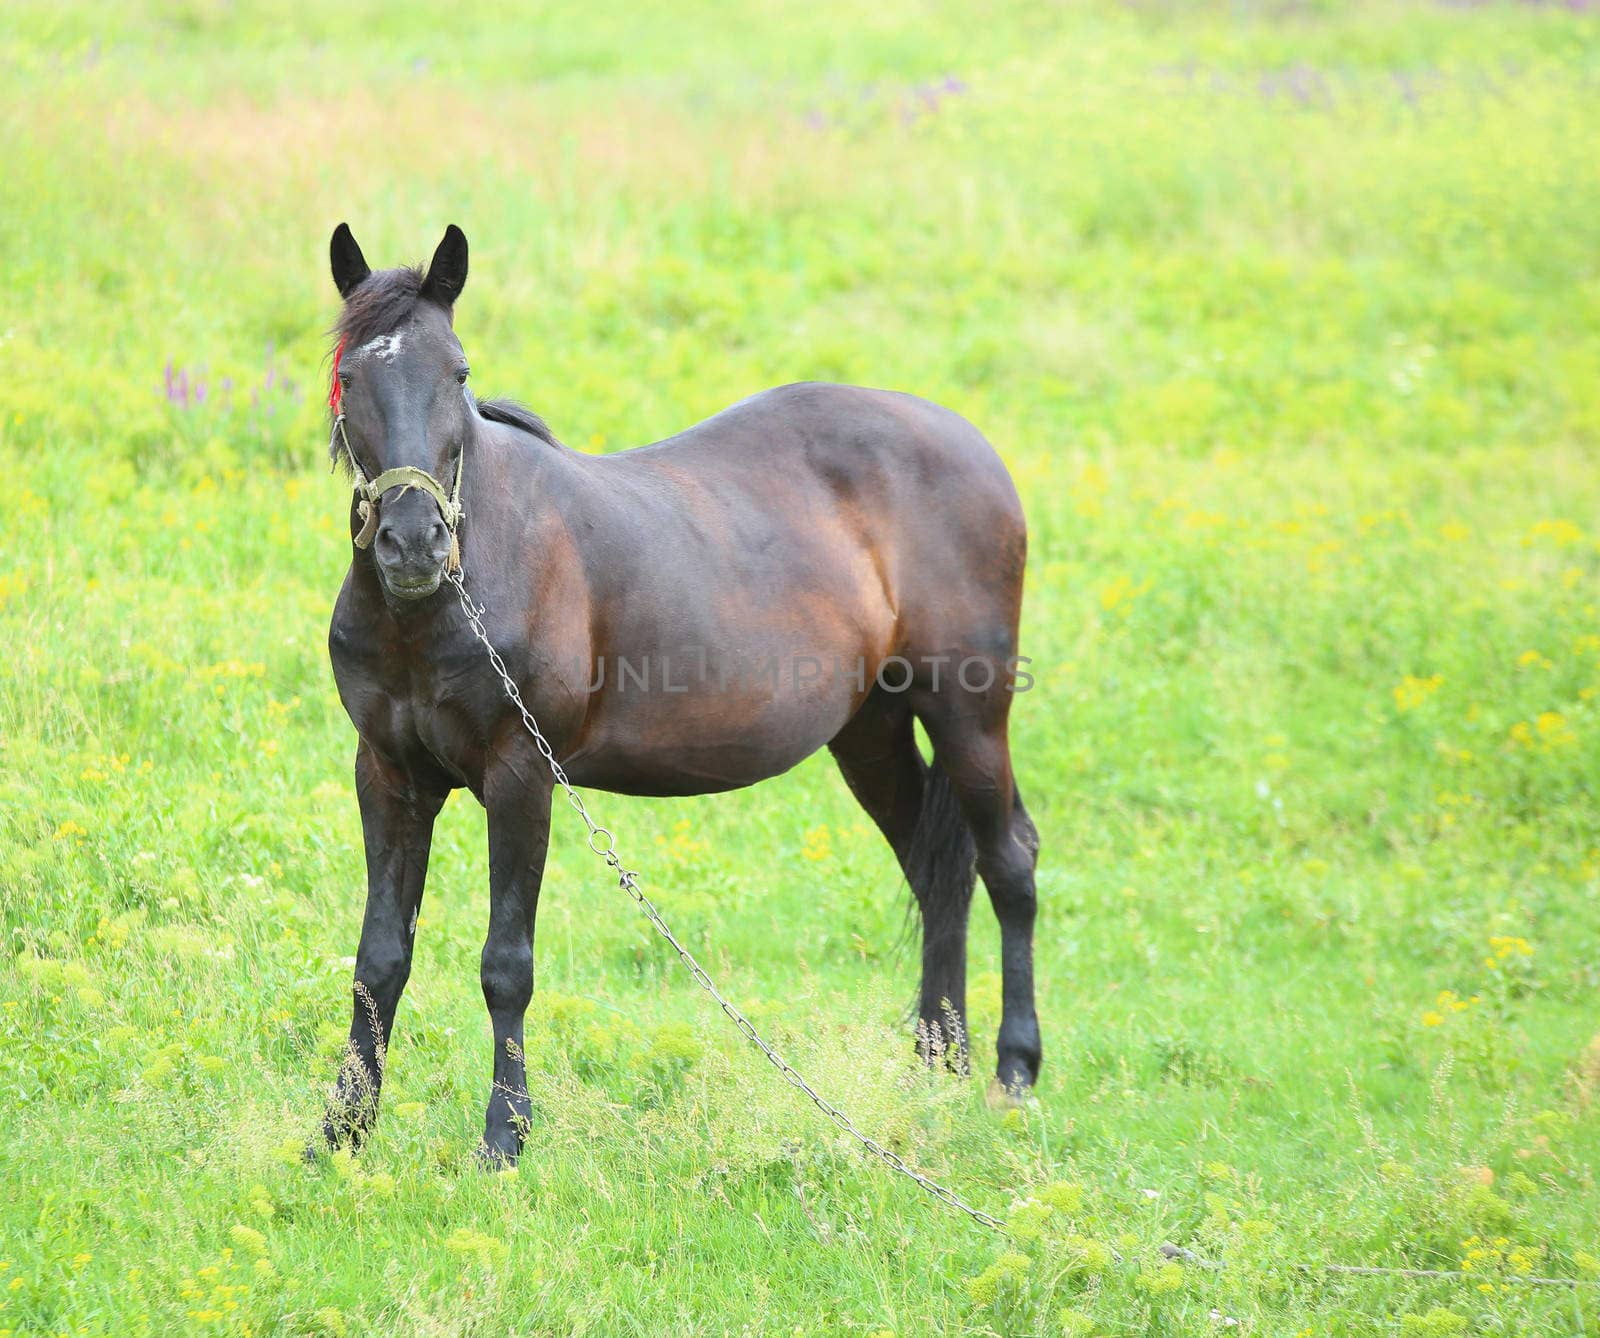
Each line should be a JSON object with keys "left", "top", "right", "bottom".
{"left": 5, "top": 1, "right": 1600, "bottom": 1332}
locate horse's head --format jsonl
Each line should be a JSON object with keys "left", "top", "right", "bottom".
{"left": 328, "top": 223, "right": 474, "bottom": 602}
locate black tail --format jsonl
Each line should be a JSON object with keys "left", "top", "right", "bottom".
{"left": 904, "top": 756, "right": 977, "bottom": 975}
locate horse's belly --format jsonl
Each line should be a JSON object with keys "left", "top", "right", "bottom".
{"left": 559, "top": 520, "right": 899, "bottom": 796}
{"left": 561, "top": 667, "right": 863, "bottom": 797}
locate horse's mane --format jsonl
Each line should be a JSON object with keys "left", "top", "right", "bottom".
{"left": 474, "top": 397, "right": 562, "bottom": 448}
{"left": 329, "top": 266, "right": 564, "bottom": 463}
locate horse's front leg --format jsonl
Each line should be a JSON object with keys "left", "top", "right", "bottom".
{"left": 315, "top": 741, "right": 447, "bottom": 1154}
{"left": 477, "top": 745, "right": 553, "bottom": 1165}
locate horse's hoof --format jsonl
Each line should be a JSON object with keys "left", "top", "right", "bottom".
{"left": 473, "top": 1136, "right": 520, "bottom": 1170}
{"left": 985, "top": 1077, "right": 1037, "bottom": 1110}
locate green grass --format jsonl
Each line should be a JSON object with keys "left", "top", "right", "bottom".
{"left": 4, "top": 1, "right": 1600, "bottom": 1332}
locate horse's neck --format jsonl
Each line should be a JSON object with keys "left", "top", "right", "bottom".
{"left": 467, "top": 417, "right": 580, "bottom": 515}
{"left": 460, "top": 418, "right": 599, "bottom": 573}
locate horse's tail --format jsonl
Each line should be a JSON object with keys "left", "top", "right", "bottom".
{"left": 904, "top": 755, "right": 977, "bottom": 986}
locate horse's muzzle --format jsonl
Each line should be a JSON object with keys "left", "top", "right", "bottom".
{"left": 374, "top": 504, "right": 452, "bottom": 600}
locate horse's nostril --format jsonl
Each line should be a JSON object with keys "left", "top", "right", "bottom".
{"left": 429, "top": 521, "right": 447, "bottom": 546}
{"left": 375, "top": 524, "right": 401, "bottom": 555}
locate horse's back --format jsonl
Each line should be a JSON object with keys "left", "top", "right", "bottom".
{"left": 658, "top": 382, "right": 1019, "bottom": 510}
{"left": 685, "top": 382, "right": 1028, "bottom": 655}
{"left": 626, "top": 380, "right": 1025, "bottom": 600}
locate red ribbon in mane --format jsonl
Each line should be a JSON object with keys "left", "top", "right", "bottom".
{"left": 329, "top": 335, "right": 347, "bottom": 411}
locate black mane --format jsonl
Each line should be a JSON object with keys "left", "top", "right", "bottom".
{"left": 475, "top": 397, "right": 562, "bottom": 448}
{"left": 329, "top": 266, "right": 563, "bottom": 457}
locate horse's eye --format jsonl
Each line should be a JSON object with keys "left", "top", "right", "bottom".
{"left": 455, "top": 367, "right": 469, "bottom": 385}
{"left": 338, "top": 373, "right": 352, "bottom": 389}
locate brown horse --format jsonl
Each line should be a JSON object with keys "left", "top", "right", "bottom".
{"left": 315, "top": 224, "right": 1041, "bottom": 1165}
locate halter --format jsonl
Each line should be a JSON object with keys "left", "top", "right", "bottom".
{"left": 329, "top": 336, "right": 464, "bottom": 574}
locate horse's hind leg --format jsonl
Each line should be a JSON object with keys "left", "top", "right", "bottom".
{"left": 828, "top": 690, "right": 977, "bottom": 1068}
{"left": 913, "top": 702, "right": 1042, "bottom": 1095}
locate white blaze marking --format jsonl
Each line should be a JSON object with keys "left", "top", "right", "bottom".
{"left": 360, "top": 331, "right": 405, "bottom": 362}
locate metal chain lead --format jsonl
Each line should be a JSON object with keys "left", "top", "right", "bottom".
{"left": 445, "top": 568, "right": 1003, "bottom": 1231}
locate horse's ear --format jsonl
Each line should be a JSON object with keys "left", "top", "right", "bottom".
{"left": 330, "top": 223, "right": 370, "bottom": 299}
{"left": 421, "top": 224, "right": 468, "bottom": 308}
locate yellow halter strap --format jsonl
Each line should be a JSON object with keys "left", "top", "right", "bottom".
{"left": 333, "top": 414, "right": 465, "bottom": 574}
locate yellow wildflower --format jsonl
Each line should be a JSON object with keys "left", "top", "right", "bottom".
{"left": 801, "top": 825, "right": 832, "bottom": 861}
{"left": 1394, "top": 674, "right": 1443, "bottom": 712}
{"left": 1536, "top": 712, "right": 1575, "bottom": 747}
{"left": 1099, "top": 574, "right": 1152, "bottom": 612}
{"left": 1527, "top": 519, "right": 1584, "bottom": 546}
